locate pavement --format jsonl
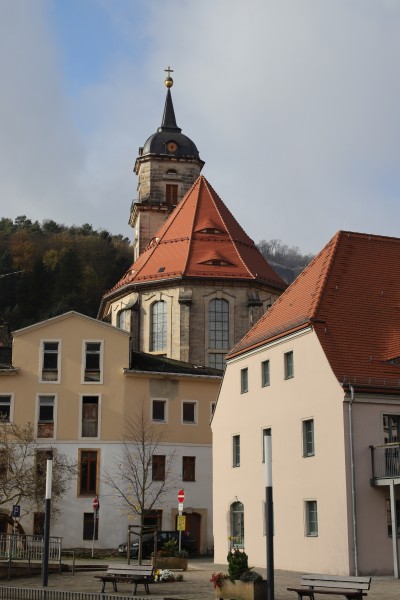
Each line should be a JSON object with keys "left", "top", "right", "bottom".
{"left": 0, "top": 558, "right": 399, "bottom": 599}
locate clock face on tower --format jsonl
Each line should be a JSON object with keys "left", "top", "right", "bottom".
{"left": 167, "top": 141, "right": 178, "bottom": 153}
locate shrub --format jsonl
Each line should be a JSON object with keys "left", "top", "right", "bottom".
{"left": 227, "top": 547, "right": 249, "bottom": 581}
{"left": 240, "top": 570, "right": 263, "bottom": 582}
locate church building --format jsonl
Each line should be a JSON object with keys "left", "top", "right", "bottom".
{"left": 98, "top": 72, "right": 286, "bottom": 369}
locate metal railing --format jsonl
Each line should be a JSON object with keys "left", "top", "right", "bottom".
{"left": 0, "top": 590, "right": 135, "bottom": 600}
{"left": 370, "top": 442, "right": 400, "bottom": 480}
{"left": 0, "top": 534, "right": 62, "bottom": 561}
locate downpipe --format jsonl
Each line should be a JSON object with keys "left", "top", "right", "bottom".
{"left": 349, "top": 384, "right": 358, "bottom": 575}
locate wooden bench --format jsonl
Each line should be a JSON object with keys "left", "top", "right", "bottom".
{"left": 94, "top": 564, "right": 154, "bottom": 595}
{"left": 287, "top": 573, "right": 371, "bottom": 600}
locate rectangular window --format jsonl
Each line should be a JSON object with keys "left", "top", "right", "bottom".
{"left": 82, "top": 396, "right": 99, "bottom": 438}
{"left": 303, "top": 419, "right": 315, "bottom": 457}
{"left": 79, "top": 450, "right": 98, "bottom": 495}
{"left": 305, "top": 500, "right": 318, "bottom": 536}
{"left": 386, "top": 498, "right": 400, "bottom": 537}
{"left": 41, "top": 341, "right": 59, "bottom": 382}
{"left": 38, "top": 395, "right": 55, "bottom": 438}
{"left": 83, "top": 512, "right": 98, "bottom": 540}
{"left": 241, "top": 368, "right": 248, "bottom": 394}
{"left": 0, "top": 395, "right": 11, "bottom": 422}
{"left": 182, "top": 456, "right": 196, "bottom": 481}
{"left": 233, "top": 434, "right": 240, "bottom": 467}
{"left": 166, "top": 184, "right": 178, "bottom": 206}
{"left": 84, "top": 342, "right": 102, "bottom": 382}
{"left": 182, "top": 401, "right": 196, "bottom": 424}
{"left": 211, "top": 402, "right": 216, "bottom": 419}
{"left": 152, "top": 399, "right": 166, "bottom": 422}
{"left": 152, "top": 455, "right": 166, "bottom": 481}
{"left": 209, "top": 353, "right": 226, "bottom": 370}
{"left": 284, "top": 351, "right": 294, "bottom": 379}
{"left": 261, "top": 360, "right": 270, "bottom": 387}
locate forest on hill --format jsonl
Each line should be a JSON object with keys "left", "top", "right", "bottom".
{"left": 0, "top": 216, "right": 314, "bottom": 344}
{"left": 0, "top": 216, "right": 132, "bottom": 342}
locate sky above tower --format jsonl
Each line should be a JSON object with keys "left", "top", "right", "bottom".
{"left": 1, "top": 0, "right": 400, "bottom": 254}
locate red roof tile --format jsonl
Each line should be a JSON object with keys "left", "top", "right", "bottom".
{"left": 106, "top": 176, "right": 286, "bottom": 293}
{"left": 228, "top": 231, "right": 400, "bottom": 389}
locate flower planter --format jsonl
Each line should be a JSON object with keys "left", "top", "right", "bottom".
{"left": 152, "top": 556, "right": 188, "bottom": 571}
{"left": 216, "top": 580, "right": 268, "bottom": 600}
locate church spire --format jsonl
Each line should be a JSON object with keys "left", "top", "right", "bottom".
{"left": 160, "top": 67, "right": 181, "bottom": 132}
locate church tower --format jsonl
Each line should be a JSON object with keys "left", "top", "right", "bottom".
{"left": 130, "top": 68, "right": 204, "bottom": 260}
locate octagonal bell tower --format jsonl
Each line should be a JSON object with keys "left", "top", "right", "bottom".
{"left": 129, "top": 68, "right": 205, "bottom": 260}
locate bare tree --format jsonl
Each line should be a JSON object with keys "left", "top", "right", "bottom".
{"left": 0, "top": 420, "right": 76, "bottom": 527}
{"left": 103, "top": 400, "right": 177, "bottom": 562}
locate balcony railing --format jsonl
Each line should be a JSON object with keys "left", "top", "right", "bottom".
{"left": 370, "top": 442, "right": 400, "bottom": 481}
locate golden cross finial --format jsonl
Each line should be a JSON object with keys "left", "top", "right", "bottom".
{"left": 164, "top": 66, "right": 174, "bottom": 88}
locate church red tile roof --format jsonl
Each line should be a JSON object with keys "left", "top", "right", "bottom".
{"left": 106, "top": 176, "right": 286, "bottom": 293}
{"left": 228, "top": 231, "right": 400, "bottom": 390}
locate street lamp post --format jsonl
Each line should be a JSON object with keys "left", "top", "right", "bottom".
{"left": 264, "top": 431, "right": 274, "bottom": 600}
{"left": 41, "top": 457, "right": 53, "bottom": 587}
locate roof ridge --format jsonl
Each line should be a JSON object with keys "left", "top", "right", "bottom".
{"left": 201, "top": 178, "right": 254, "bottom": 278}
{"left": 183, "top": 177, "right": 203, "bottom": 274}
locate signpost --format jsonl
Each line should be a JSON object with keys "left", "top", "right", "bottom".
{"left": 177, "top": 489, "right": 184, "bottom": 551}
{"left": 92, "top": 497, "right": 99, "bottom": 557}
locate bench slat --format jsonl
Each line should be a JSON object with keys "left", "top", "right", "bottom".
{"left": 303, "top": 574, "right": 371, "bottom": 585}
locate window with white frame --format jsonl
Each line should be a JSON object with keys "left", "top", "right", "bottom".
{"left": 83, "top": 342, "right": 102, "bottom": 382}
{"left": 37, "top": 395, "right": 55, "bottom": 438}
{"left": 305, "top": 500, "right": 318, "bottom": 536}
{"left": 151, "top": 301, "right": 167, "bottom": 352}
{"left": 241, "top": 368, "right": 248, "bottom": 393}
{"left": 302, "top": 419, "right": 315, "bottom": 457}
{"left": 233, "top": 434, "right": 240, "bottom": 467}
{"left": 261, "top": 360, "right": 270, "bottom": 387}
{"left": 0, "top": 395, "right": 12, "bottom": 422}
{"left": 230, "top": 501, "right": 244, "bottom": 547}
{"left": 81, "top": 396, "right": 99, "bottom": 438}
{"left": 284, "top": 351, "right": 294, "bottom": 379}
{"left": 182, "top": 401, "right": 196, "bottom": 424}
{"left": 152, "top": 399, "right": 167, "bottom": 422}
{"left": 41, "top": 341, "right": 60, "bottom": 382}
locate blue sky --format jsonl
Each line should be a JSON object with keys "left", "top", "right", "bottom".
{"left": 2, "top": 0, "right": 400, "bottom": 254}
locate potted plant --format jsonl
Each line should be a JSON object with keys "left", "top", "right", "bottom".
{"left": 152, "top": 539, "right": 188, "bottom": 571}
{"left": 212, "top": 548, "right": 267, "bottom": 600}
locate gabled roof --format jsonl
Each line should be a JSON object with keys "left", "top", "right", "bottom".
{"left": 13, "top": 311, "right": 130, "bottom": 337}
{"left": 105, "top": 176, "right": 286, "bottom": 295}
{"left": 228, "top": 231, "right": 400, "bottom": 389}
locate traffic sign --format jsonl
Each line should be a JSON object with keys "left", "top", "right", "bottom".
{"left": 12, "top": 505, "right": 20, "bottom": 518}
{"left": 178, "top": 502, "right": 184, "bottom": 513}
{"left": 177, "top": 489, "right": 185, "bottom": 503}
{"left": 93, "top": 497, "right": 100, "bottom": 511}
{"left": 177, "top": 515, "right": 186, "bottom": 531}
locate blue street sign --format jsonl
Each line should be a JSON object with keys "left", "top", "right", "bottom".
{"left": 12, "top": 505, "right": 20, "bottom": 518}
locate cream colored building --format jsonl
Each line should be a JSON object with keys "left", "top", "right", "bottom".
{"left": 0, "top": 311, "right": 221, "bottom": 551}
{"left": 212, "top": 231, "right": 400, "bottom": 576}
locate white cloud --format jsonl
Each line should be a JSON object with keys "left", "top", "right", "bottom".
{"left": 1, "top": 0, "right": 400, "bottom": 253}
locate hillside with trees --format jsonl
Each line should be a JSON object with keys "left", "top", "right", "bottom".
{"left": 0, "top": 216, "right": 132, "bottom": 342}
{"left": 257, "top": 238, "right": 314, "bottom": 284}
{"left": 0, "top": 216, "right": 314, "bottom": 344}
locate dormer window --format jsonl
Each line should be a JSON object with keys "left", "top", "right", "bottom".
{"left": 199, "top": 228, "right": 224, "bottom": 234}
{"left": 202, "top": 258, "right": 232, "bottom": 266}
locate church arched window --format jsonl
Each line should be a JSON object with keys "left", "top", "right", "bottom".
{"left": 208, "top": 298, "right": 229, "bottom": 369}
{"left": 230, "top": 501, "right": 244, "bottom": 547}
{"left": 151, "top": 301, "right": 167, "bottom": 351}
